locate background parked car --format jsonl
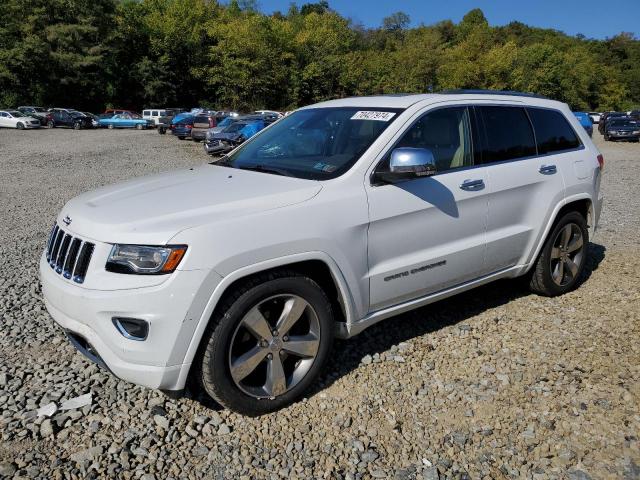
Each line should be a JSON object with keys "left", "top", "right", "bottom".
{"left": 604, "top": 117, "right": 640, "bottom": 142}
{"left": 0, "top": 110, "right": 41, "bottom": 129}
{"left": 81, "top": 112, "right": 100, "bottom": 128}
{"left": 588, "top": 112, "right": 601, "bottom": 123}
{"left": 17, "top": 106, "right": 53, "bottom": 127}
{"left": 170, "top": 115, "right": 195, "bottom": 139}
{"left": 191, "top": 113, "right": 217, "bottom": 142}
{"left": 254, "top": 110, "right": 283, "bottom": 118}
{"left": 104, "top": 108, "right": 137, "bottom": 116}
{"left": 573, "top": 112, "right": 593, "bottom": 137}
{"left": 99, "top": 113, "right": 153, "bottom": 129}
{"left": 49, "top": 109, "right": 93, "bottom": 129}
{"left": 206, "top": 115, "right": 237, "bottom": 136}
{"left": 204, "top": 117, "right": 265, "bottom": 155}
{"left": 598, "top": 111, "right": 626, "bottom": 134}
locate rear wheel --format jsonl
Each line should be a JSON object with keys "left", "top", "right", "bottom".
{"left": 47, "top": 120, "right": 54, "bottom": 128}
{"left": 74, "top": 122, "right": 81, "bottom": 130}
{"left": 197, "top": 272, "right": 334, "bottom": 416}
{"left": 178, "top": 136, "right": 185, "bottom": 140}
{"left": 16, "top": 122, "right": 24, "bottom": 130}
{"left": 529, "top": 211, "right": 588, "bottom": 297}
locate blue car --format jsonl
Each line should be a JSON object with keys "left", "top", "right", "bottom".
{"left": 99, "top": 113, "right": 153, "bottom": 130}
{"left": 170, "top": 115, "right": 195, "bottom": 140}
{"left": 573, "top": 112, "right": 593, "bottom": 137}
{"left": 204, "top": 119, "right": 265, "bottom": 155}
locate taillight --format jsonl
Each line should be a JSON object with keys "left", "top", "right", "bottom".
{"left": 186, "top": 125, "right": 192, "bottom": 129}
{"left": 597, "top": 154, "right": 604, "bottom": 171}
{"left": 209, "top": 118, "right": 215, "bottom": 128}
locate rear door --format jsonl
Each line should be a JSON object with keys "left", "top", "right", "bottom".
{"left": 477, "top": 105, "right": 566, "bottom": 272}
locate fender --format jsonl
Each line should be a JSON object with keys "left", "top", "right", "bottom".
{"left": 521, "top": 192, "right": 593, "bottom": 274}
{"left": 174, "top": 250, "right": 357, "bottom": 389}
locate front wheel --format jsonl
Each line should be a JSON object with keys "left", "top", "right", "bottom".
{"left": 177, "top": 136, "right": 185, "bottom": 140}
{"left": 74, "top": 122, "right": 81, "bottom": 130}
{"left": 108, "top": 124, "right": 114, "bottom": 130}
{"left": 136, "top": 123, "right": 143, "bottom": 130}
{"left": 16, "top": 122, "right": 25, "bottom": 130}
{"left": 47, "top": 120, "right": 54, "bottom": 128}
{"left": 529, "top": 211, "right": 589, "bottom": 297}
{"left": 197, "top": 272, "right": 334, "bottom": 415}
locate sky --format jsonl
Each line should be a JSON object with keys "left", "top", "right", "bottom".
{"left": 255, "top": 0, "right": 639, "bottom": 39}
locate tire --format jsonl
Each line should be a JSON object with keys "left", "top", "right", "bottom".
{"left": 604, "top": 134, "right": 609, "bottom": 141}
{"left": 193, "top": 138, "right": 202, "bottom": 143}
{"left": 136, "top": 123, "right": 143, "bottom": 130}
{"left": 74, "top": 122, "right": 81, "bottom": 130}
{"left": 108, "top": 124, "right": 114, "bottom": 130}
{"left": 16, "top": 122, "right": 24, "bottom": 130}
{"left": 178, "top": 136, "right": 185, "bottom": 140}
{"left": 47, "top": 120, "right": 54, "bottom": 128}
{"left": 529, "top": 211, "right": 589, "bottom": 297}
{"left": 158, "top": 126, "right": 166, "bottom": 134}
{"left": 196, "top": 271, "right": 334, "bottom": 416}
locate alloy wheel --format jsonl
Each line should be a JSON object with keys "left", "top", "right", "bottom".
{"left": 550, "top": 223, "right": 584, "bottom": 287}
{"left": 228, "top": 294, "right": 321, "bottom": 399}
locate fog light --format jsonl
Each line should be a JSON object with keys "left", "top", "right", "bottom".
{"left": 113, "top": 317, "right": 149, "bottom": 341}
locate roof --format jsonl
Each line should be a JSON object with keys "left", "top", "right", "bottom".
{"left": 302, "top": 91, "right": 563, "bottom": 110}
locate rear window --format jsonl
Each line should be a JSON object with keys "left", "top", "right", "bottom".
{"left": 478, "top": 106, "right": 536, "bottom": 163}
{"left": 195, "top": 115, "right": 209, "bottom": 123}
{"left": 527, "top": 108, "right": 581, "bottom": 154}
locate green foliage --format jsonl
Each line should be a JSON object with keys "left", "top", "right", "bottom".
{"left": 0, "top": 2, "right": 637, "bottom": 112}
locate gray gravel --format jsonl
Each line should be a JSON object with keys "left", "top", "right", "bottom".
{"left": 0, "top": 128, "right": 638, "bottom": 479}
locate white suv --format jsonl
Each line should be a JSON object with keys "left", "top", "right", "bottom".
{"left": 41, "top": 92, "right": 604, "bottom": 415}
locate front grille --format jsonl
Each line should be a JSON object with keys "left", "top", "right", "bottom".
{"left": 45, "top": 225, "right": 95, "bottom": 284}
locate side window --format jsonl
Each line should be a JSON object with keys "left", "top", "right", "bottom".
{"left": 527, "top": 108, "right": 581, "bottom": 154}
{"left": 477, "top": 106, "right": 536, "bottom": 163}
{"left": 143, "top": 110, "right": 150, "bottom": 116}
{"left": 152, "top": 110, "right": 159, "bottom": 116}
{"left": 383, "top": 107, "right": 473, "bottom": 173}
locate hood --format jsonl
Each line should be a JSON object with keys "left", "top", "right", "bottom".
{"left": 213, "top": 132, "right": 243, "bottom": 141}
{"left": 610, "top": 124, "right": 639, "bottom": 131}
{"left": 58, "top": 165, "right": 322, "bottom": 244}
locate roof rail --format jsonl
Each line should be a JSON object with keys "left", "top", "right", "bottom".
{"left": 440, "top": 89, "right": 550, "bottom": 100}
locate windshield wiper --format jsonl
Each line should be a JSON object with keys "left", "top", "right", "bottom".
{"left": 238, "top": 164, "right": 291, "bottom": 177}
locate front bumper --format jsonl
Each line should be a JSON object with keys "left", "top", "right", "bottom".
{"left": 40, "top": 253, "right": 219, "bottom": 390}
{"left": 608, "top": 132, "right": 640, "bottom": 139}
{"left": 204, "top": 140, "right": 233, "bottom": 154}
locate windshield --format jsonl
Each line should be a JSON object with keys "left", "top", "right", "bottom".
{"left": 218, "top": 117, "right": 234, "bottom": 127}
{"left": 7, "top": 111, "right": 22, "bottom": 117}
{"left": 223, "top": 122, "right": 248, "bottom": 133}
{"left": 217, "top": 107, "right": 402, "bottom": 180}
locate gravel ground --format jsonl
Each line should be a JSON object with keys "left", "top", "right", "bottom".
{"left": 0, "top": 128, "right": 638, "bottom": 480}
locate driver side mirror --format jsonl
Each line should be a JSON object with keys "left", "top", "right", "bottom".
{"left": 375, "top": 147, "right": 437, "bottom": 184}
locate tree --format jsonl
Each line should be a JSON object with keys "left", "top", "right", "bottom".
{"left": 382, "top": 11, "right": 410, "bottom": 33}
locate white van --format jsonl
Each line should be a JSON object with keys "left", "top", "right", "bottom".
{"left": 142, "top": 109, "right": 168, "bottom": 125}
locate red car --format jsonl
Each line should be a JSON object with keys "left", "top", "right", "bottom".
{"left": 103, "top": 109, "right": 138, "bottom": 116}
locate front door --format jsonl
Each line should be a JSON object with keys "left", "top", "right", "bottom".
{"left": 366, "top": 106, "right": 489, "bottom": 311}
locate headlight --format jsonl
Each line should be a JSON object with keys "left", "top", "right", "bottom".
{"left": 632, "top": 130, "right": 640, "bottom": 135}
{"left": 106, "top": 244, "right": 187, "bottom": 274}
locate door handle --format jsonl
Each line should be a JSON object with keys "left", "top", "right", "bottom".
{"left": 539, "top": 164, "right": 557, "bottom": 175}
{"left": 459, "top": 179, "right": 485, "bottom": 191}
